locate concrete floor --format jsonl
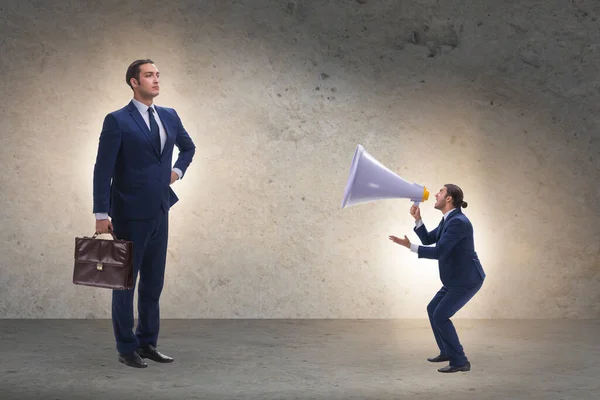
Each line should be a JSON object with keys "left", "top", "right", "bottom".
{"left": 0, "top": 319, "right": 598, "bottom": 399}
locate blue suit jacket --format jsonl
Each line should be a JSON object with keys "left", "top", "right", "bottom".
{"left": 414, "top": 209, "right": 485, "bottom": 287}
{"left": 93, "top": 101, "right": 196, "bottom": 220}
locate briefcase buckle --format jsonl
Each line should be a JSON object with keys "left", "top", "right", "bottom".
{"left": 97, "top": 262, "right": 103, "bottom": 271}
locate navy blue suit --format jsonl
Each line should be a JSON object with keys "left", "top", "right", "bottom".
{"left": 414, "top": 208, "right": 485, "bottom": 366}
{"left": 93, "top": 100, "right": 195, "bottom": 355}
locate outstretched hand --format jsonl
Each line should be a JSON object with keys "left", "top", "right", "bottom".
{"left": 389, "top": 235, "right": 411, "bottom": 249}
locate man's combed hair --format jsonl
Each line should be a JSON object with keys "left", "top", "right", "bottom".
{"left": 125, "top": 59, "right": 154, "bottom": 89}
{"left": 444, "top": 184, "right": 468, "bottom": 208}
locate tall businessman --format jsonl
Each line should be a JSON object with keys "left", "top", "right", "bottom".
{"left": 93, "top": 59, "right": 196, "bottom": 368}
{"left": 389, "top": 184, "right": 485, "bottom": 373}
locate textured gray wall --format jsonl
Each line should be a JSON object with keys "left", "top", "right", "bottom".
{"left": 1, "top": 0, "right": 598, "bottom": 319}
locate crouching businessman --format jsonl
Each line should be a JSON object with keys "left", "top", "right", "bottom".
{"left": 93, "top": 59, "right": 196, "bottom": 368}
{"left": 389, "top": 184, "right": 485, "bottom": 373}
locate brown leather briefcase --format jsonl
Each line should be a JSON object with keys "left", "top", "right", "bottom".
{"left": 73, "top": 232, "right": 134, "bottom": 290}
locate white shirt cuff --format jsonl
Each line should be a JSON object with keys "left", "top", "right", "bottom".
{"left": 415, "top": 219, "right": 423, "bottom": 229}
{"left": 410, "top": 243, "right": 419, "bottom": 253}
{"left": 173, "top": 168, "right": 182, "bottom": 180}
{"left": 95, "top": 213, "right": 109, "bottom": 220}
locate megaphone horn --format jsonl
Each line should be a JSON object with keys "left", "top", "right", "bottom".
{"left": 341, "top": 144, "right": 429, "bottom": 208}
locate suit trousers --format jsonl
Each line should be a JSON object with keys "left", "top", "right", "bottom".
{"left": 427, "top": 281, "right": 483, "bottom": 366}
{"left": 111, "top": 209, "right": 169, "bottom": 355}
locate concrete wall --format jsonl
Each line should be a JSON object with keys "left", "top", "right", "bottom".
{"left": 1, "top": 0, "right": 598, "bottom": 318}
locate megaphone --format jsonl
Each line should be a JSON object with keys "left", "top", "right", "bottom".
{"left": 341, "top": 144, "right": 429, "bottom": 208}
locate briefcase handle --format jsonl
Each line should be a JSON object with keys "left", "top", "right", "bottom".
{"left": 92, "top": 231, "right": 118, "bottom": 240}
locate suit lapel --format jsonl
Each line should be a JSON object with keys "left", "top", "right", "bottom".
{"left": 127, "top": 101, "right": 161, "bottom": 157}
{"left": 437, "top": 209, "right": 460, "bottom": 240}
{"left": 436, "top": 218, "right": 445, "bottom": 241}
{"left": 155, "top": 106, "right": 173, "bottom": 158}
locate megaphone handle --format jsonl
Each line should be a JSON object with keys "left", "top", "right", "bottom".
{"left": 413, "top": 201, "right": 420, "bottom": 207}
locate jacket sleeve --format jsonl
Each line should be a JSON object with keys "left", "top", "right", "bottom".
{"left": 414, "top": 223, "right": 438, "bottom": 245}
{"left": 417, "top": 219, "right": 465, "bottom": 260}
{"left": 171, "top": 110, "right": 196, "bottom": 178}
{"left": 93, "top": 114, "right": 121, "bottom": 214}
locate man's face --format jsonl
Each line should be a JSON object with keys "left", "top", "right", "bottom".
{"left": 434, "top": 187, "right": 449, "bottom": 210}
{"left": 131, "top": 63, "right": 160, "bottom": 98}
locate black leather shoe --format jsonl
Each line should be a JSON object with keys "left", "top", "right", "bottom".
{"left": 118, "top": 352, "right": 147, "bottom": 368}
{"left": 438, "top": 362, "right": 471, "bottom": 373}
{"left": 137, "top": 345, "right": 174, "bottom": 363}
{"left": 427, "top": 354, "right": 450, "bottom": 363}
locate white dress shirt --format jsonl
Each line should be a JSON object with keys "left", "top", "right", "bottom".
{"left": 95, "top": 99, "right": 182, "bottom": 220}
